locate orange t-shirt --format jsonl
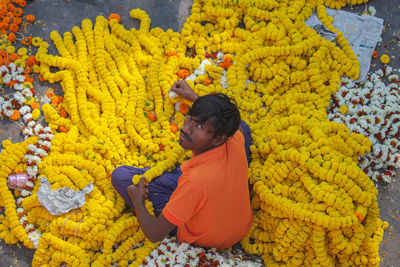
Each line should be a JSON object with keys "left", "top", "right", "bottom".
{"left": 162, "top": 130, "right": 253, "bottom": 249}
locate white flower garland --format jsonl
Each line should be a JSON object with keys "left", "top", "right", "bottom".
{"left": 328, "top": 66, "right": 400, "bottom": 183}
{"left": 141, "top": 237, "right": 263, "bottom": 267}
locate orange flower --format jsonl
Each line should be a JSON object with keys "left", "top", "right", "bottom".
{"left": 26, "top": 55, "right": 38, "bottom": 67}
{"left": 219, "top": 61, "right": 232, "bottom": 69}
{"left": 7, "top": 80, "right": 17, "bottom": 87}
{"left": 24, "top": 66, "right": 32, "bottom": 74}
{"left": 7, "top": 32, "right": 16, "bottom": 42}
{"left": 13, "top": 17, "right": 22, "bottom": 25}
{"left": 169, "top": 121, "right": 179, "bottom": 133}
{"left": 7, "top": 4, "right": 16, "bottom": 12}
{"left": 21, "top": 36, "right": 32, "bottom": 45}
{"left": 147, "top": 111, "right": 157, "bottom": 121}
{"left": 108, "top": 13, "right": 121, "bottom": 23}
{"left": 203, "top": 77, "right": 212, "bottom": 85}
{"left": 30, "top": 102, "right": 39, "bottom": 110}
{"left": 24, "top": 74, "right": 34, "bottom": 83}
{"left": 177, "top": 69, "right": 190, "bottom": 79}
{"left": 167, "top": 51, "right": 179, "bottom": 57}
{"left": 15, "top": 0, "right": 27, "bottom": 8}
{"left": 354, "top": 212, "right": 364, "bottom": 223}
{"left": 9, "top": 110, "right": 20, "bottom": 120}
{"left": 9, "top": 52, "right": 20, "bottom": 62}
{"left": 372, "top": 50, "right": 378, "bottom": 59}
{"left": 58, "top": 126, "right": 69, "bottom": 133}
{"left": 4, "top": 15, "right": 12, "bottom": 24}
{"left": 0, "top": 23, "right": 7, "bottom": 31}
{"left": 46, "top": 88, "right": 55, "bottom": 98}
{"left": 9, "top": 23, "right": 19, "bottom": 32}
{"left": 51, "top": 95, "right": 59, "bottom": 105}
{"left": 179, "top": 103, "right": 189, "bottom": 114}
{"left": 39, "top": 74, "right": 47, "bottom": 82}
{"left": 219, "top": 55, "right": 233, "bottom": 69}
{"left": 60, "top": 107, "right": 68, "bottom": 118}
{"left": 26, "top": 14, "right": 35, "bottom": 22}
{"left": 13, "top": 7, "right": 23, "bottom": 17}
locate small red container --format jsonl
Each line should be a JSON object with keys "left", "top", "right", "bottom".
{"left": 7, "top": 173, "right": 29, "bottom": 190}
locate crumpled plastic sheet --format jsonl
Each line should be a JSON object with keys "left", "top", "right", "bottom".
{"left": 37, "top": 177, "right": 94, "bottom": 215}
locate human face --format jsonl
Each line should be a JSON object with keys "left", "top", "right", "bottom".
{"left": 179, "top": 115, "right": 217, "bottom": 156}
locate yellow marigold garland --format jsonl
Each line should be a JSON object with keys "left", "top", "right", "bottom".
{"left": 0, "top": 0, "right": 388, "bottom": 266}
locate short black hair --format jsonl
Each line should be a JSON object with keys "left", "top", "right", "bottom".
{"left": 188, "top": 93, "right": 241, "bottom": 138}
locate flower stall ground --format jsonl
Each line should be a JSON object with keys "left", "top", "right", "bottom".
{"left": 0, "top": 0, "right": 399, "bottom": 266}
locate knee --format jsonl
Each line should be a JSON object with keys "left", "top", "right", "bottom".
{"left": 111, "top": 166, "right": 127, "bottom": 188}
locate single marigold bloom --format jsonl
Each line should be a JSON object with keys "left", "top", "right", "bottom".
{"left": 17, "top": 47, "right": 28, "bottom": 56}
{"left": 0, "top": 9, "right": 7, "bottom": 17}
{"left": 178, "top": 103, "right": 189, "bottom": 114}
{"left": 58, "top": 126, "right": 68, "bottom": 133}
{"left": 29, "top": 101, "right": 39, "bottom": 110}
{"left": 9, "top": 52, "right": 20, "bottom": 61}
{"left": 50, "top": 95, "right": 59, "bottom": 105}
{"left": 167, "top": 51, "right": 179, "bottom": 57}
{"left": 39, "top": 74, "right": 47, "bottom": 81}
{"left": 45, "top": 88, "right": 55, "bottom": 98}
{"left": 9, "top": 109, "right": 20, "bottom": 120}
{"left": 177, "top": 68, "right": 190, "bottom": 79}
{"left": 372, "top": 50, "right": 378, "bottom": 59}
{"left": 354, "top": 212, "right": 364, "bottom": 223}
{"left": 24, "top": 74, "right": 34, "bottom": 83}
{"left": 31, "top": 37, "right": 42, "bottom": 46}
{"left": 7, "top": 32, "right": 16, "bottom": 42}
{"left": 380, "top": 54, "right": 390, "bottom": 64}
{"left": 13, "top": 17, "right": 22, "bottom": 25}
{"left": 21, "top": 36, "right": 32, "bottom": 45}
{"left": 6, "top": 45, "right": 16, "bottom": 54}
{"left": 0, "top": 23, "right": 7, "bottom": 30}
{"left": 7, "top": 80, "right": 17, "bottom": 87}
{"left": 26, "top": 14, "right": 35, "bottom": 22}
{"left": 14, "top": 59, "right": 25, "bottom": 68}
{"left": 26, "top": 55, "right": 38, "bottom": 67}
{"left": 32, "top": 109, "right": 41, "bottom": 120}
{"left": 3, "top": 16, "right": 11, "bottom": 24}
{"left": 203, "top": 76, "right": 212, "bottom": 85}
{"left": 147, "top": 111, "right": 157, "bottom": 121}
{"left": 9, "top": 23, "right": 19, "bottom": 32}
{"left": 13, "top": 7, "right": 23, "bottom": 17}
{"left": 24, "top": 66, "right": 32, "bottom": 74}
{"left": 108, "top": 13, "right": 121, "bottom": 23}
{"left": 59, "top": 107, "right": 68, "bottom": 118}
{"left": 17, "top": 0, "right": 27, "bottom": 8}
{"left": 169, "top": 121, "right": 179, "bottom": 133}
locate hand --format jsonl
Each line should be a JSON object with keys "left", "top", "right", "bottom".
{"left": 127, "top": 177, "right": 149, "bottom": 207}
{"left": 170, "top": 80, "right": 199, "bottom": 102}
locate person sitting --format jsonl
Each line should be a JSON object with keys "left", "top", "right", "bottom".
{"left": 111, "top": 80, "right": 253, "bottom": 249}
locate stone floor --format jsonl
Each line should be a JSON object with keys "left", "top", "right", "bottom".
{"left": 0, "top": 0, "right": 399, "bottom": 266}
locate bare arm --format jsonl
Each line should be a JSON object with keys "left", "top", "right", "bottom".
{"left": 170, "top": 80, "right": 199, "bottom": 103}
{"left": 127, "top": 177, "right": 176, "bottom": 242}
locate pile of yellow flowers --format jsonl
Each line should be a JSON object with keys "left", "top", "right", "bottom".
{"left": 0, "top": 0, "right": 387, "bottom": 266}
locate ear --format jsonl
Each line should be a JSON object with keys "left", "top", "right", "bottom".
{"left": 212, "top": 135, "right": 228, "bottom": 147}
